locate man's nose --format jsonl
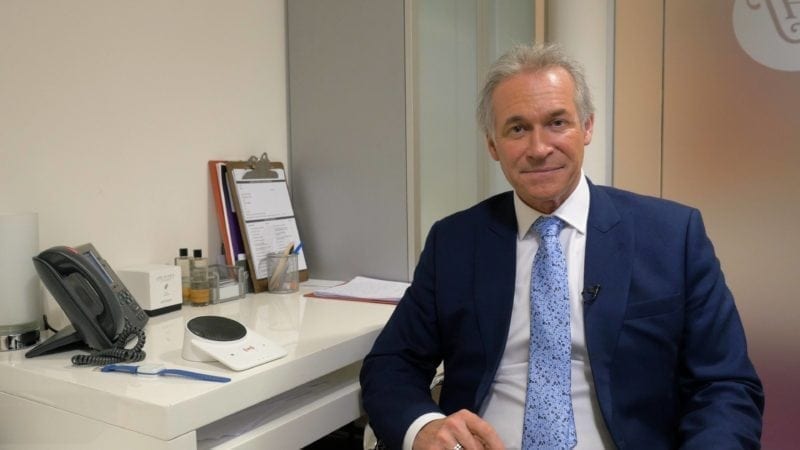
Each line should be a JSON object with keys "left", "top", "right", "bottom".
{"left": 525, "top": 128, "right": 552, "bottom": 158}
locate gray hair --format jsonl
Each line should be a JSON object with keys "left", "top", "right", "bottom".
{"left": 476, "top": 43, "right": 594, "bottom": 138}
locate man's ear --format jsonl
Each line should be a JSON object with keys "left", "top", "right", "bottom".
{"left": 583, "top": 114, "right": 595, "bottom": 146}
{"left": 487, "top": 135, "right": 500, "bottom": 161}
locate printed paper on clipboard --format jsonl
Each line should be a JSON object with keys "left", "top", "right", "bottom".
{"left": 226, "top": 158, "right": 308, "bottom": 292}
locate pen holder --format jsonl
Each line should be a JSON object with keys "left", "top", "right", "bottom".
{"left": 266, "top": 252, "right": 299, "bottom": 294}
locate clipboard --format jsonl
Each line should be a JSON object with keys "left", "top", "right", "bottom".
{"left": 224, "top": 153, "right": 309, "bottom": 292}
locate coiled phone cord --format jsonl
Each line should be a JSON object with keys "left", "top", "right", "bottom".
{"left": 71, "top": 321, "right": 147, "bottom": 366}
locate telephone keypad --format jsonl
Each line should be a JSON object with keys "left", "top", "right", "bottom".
{"left": 117, "top": 289, "right": 148, "bottom": 329}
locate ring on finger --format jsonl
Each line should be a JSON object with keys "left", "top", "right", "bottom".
{"left": 452, "top": 443, "right": 464, "bottom": 450}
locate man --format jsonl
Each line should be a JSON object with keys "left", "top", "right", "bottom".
{"left": 360, "top": 43, "right": 763, "bottom": 450}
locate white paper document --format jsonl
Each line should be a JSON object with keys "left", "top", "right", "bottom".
{"left": 312, "top": 276, "right": 410, "bottom": 303}
{"left": 229, "top": 167, "right": 307, "bottom": 279}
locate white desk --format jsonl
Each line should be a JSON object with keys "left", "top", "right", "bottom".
{"left": 0, "top": 287, "right": 394, "bottom": 449}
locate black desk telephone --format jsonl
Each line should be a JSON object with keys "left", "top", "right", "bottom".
{"left": 25, "top": 243, "right": 149, "bottom": 363}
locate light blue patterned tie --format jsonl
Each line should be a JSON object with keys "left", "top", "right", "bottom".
{"left": 522, "top": 215, "right": 577, "bottom": 449}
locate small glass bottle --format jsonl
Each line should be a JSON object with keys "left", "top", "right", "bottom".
{"left": 236, "top": 253, "right": 253, "bottom": 294}
{"left": 189, "top": 249, "right": 210, "bottom": 306}
{"left": 175, "top": 248, "right": 191, "bottom": 304}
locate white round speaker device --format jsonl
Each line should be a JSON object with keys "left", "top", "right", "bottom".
{"left": 181, "top": 315, "right": 287, "bottom": 371}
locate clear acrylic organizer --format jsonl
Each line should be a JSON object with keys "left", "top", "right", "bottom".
{"left": 210, "top": 264, "right": 248, "bottom": 304}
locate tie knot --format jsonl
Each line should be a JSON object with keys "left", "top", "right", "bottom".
{"left": 532, "top": 215, "right": 564, "bottom": 238}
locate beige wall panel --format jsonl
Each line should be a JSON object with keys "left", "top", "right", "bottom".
{"left": 662, "top": 2, "right": 800, "bottom": 448}
{"left": 613, "top": 0, "right": 663, "bottom": 197}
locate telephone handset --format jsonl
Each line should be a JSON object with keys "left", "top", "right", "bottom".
{"left": 25, "top": 243, "right": 148, "bottom": 361}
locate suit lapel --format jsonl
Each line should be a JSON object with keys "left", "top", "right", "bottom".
{"left": 473, "top": 193, "right": 517, "bottom": 407}
{"left": 583, "top": 182, "right": 632, "bottom": 432}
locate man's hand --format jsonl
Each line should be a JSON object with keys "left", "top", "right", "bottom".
{"left": 413, "top": 409, "right": 505, "bottom": 450}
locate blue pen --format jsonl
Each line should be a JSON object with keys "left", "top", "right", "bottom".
{"left": 293, "top": 242, "right": 303, "bottom": 254}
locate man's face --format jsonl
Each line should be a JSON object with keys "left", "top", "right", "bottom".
{"left": 487, "top": 67, "right": 594, "bottom": 214}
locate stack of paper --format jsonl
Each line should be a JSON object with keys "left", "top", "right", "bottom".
{"left": 308, "top": 276, "right": 410, "bottom": 304}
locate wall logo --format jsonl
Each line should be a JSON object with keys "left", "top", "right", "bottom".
{"left": 733, "top": 0, "right": 800, "bottom": 71}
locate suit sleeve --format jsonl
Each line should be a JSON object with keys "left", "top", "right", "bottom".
{"left": 360, "top": 221, "right": 446, "bottom": 450}
{"left": 677, "top": 209, "right": 764, "bottom": 448}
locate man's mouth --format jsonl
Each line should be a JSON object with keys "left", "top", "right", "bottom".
{"left": 523, "top": 166, "right": 562, "bottom": 174}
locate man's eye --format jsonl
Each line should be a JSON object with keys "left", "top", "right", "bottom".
{"left": 509, "top": 125, "right": 525, "bottom": 134}
{"left": 551, "top": 119, "right": 567, "bottom": 128}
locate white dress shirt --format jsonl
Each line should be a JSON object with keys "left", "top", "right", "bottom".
{"left": 403, "top": 175, "right": 614, "bottom": 450}
{"left": 480, "top": 175, "right": 613, "bottom": 449}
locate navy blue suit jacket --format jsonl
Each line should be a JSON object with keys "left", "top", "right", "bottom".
{"left": 360, "top": 181, "right": 763, "bottom": 449}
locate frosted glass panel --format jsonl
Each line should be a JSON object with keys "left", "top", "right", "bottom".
{"left": 486, "top": 1, "right": 537, "bottom": 196}
{"left": 415, "top": 0, "right": 534, "bottom": 252}
{"left": 416, "top": 0, "right": 479, "bottom": 252}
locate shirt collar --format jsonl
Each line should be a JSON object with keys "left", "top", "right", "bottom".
{"left": 514, "top": 172, "right": 590, "bottom": 239}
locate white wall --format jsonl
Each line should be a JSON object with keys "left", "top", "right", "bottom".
{"left": 0, "top": 0, "right": 287, "bottom": 270}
